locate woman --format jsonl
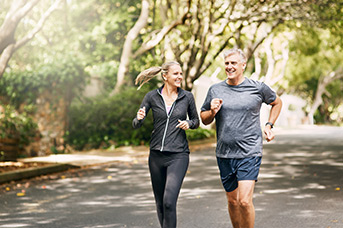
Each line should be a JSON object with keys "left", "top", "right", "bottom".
{"left": 132, "top": 61, "right": 199, "bottom": 228}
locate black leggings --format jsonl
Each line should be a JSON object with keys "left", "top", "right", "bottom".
{"left": 149, "top": 150, "right": 189, "bottom": 228}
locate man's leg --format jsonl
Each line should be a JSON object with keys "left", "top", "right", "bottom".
{"left": 226, "top": 188, "right": 240, "bottom": 228}
{"left": 225, "top": 180, "right": 256, "bottom": 228}
{"left": 238, "top": 180, "right": 256, "bottom": 228}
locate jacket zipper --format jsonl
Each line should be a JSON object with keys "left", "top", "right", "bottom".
{"left": 159, "top": 89, "right": 176, "bottom": 152}
{"left": 160, "top": 102, "right": 175, "bottom": 151}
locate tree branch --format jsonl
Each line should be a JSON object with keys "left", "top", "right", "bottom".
{"left": 132, "top": 8, "right": 191, "bottom": 58}
{"left": 15, "top": 0, "right": 63, "bottom": 50}
{"left": 0, "top": 44, "right": 15, "bottom": 78}
{"left": 113, "top": 0, "right": 150, "bottom": 94}
{"left": 0, "top": 0, "right": 40, "bottom": 54}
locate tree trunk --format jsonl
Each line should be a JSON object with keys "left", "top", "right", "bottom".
{"left": 307, "top": 70, "right": 343, "bottom": 124}
{"left": 112, "top": 0, "right": 150, "bottom": 95}
{"left": 0, "top": 0, "right": 40, "bottom": 54}
{"left": 0, "top": 0, "right": 61, "bottom": 78}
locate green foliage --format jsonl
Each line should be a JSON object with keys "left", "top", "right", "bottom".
{"left": 290, "top": 28, "right": 321, "bottom": 56}
{"left": 0, "top": 104, "right": 38, "bottom": 146}
{"left": 0, "top": 54, "right": 88, "bottom": 108}
{"left": 286, "top": 26, "right": 343, "bottom": 124}
{"left": 186, "top": 128, "right": 215, "bottom": 141}
{"left": 66, "top": 86, "right": 154, "bottom": 150}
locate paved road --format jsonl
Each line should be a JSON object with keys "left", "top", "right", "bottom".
{"left": 0, "top": 126, "right": 342, "bottom": 228}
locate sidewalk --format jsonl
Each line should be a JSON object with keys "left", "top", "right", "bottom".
{"left": 0, "top": 145, "right": 149, "bottom": 184}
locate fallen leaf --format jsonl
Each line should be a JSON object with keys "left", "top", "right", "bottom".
{"left": 17, "top": 192, "right": 25, "bottom": 196}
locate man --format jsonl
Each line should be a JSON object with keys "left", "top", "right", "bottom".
{"left": 200, "top": 48, "right": 282, "bottom": 228}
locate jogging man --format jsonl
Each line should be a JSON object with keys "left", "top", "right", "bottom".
{"left": 200, "top": 48, "right": 282, "bottom": 228}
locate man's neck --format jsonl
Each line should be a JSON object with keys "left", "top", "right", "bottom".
{"left": 226, "top": 76, "right": 245, "bottom": 86}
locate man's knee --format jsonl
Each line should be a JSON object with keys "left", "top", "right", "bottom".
{"left": 238, "top": 198, "right": 253, "bottom": 209}
{"left": 227, "top": 196, "right": 239, "bottom": 205}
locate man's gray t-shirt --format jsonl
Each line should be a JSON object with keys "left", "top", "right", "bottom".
{"left": 201, "top": 78, "right": 276, "bottom": 159}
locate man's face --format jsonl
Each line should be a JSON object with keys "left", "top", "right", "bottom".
{"left": 224, "top": 53, "right": 246, "bottom": 80}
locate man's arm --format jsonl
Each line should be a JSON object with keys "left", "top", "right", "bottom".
{"left": 200, "top": 98, "right": 223, "bottom": 125}
{"left": 264, "top": 95, "right": 282, "bottom": 142}
{"left": 200, "top": 110, "right": 216, "bottom": 125}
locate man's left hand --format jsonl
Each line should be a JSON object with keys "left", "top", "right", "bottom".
{"left": 264, "top": 127, "right": 274, "bottom": 142}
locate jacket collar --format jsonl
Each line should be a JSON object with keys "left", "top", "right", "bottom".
{"left": 157, "top": 85, "right": 186, "bottom": 100}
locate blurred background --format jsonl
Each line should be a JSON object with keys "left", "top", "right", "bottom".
{"left": 0, "top": 0, "right": 342, "bottom": 160}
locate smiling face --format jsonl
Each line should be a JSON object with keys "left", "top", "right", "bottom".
{"left": 163, "top": 64, "right": 183, "bottom": 88}
{"left": 224, "top": 52, "right": 246, "bottom": 85}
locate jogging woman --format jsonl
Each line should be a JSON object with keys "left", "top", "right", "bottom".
{"left": 132, "top": 61, "right": 199, "bottom": 228}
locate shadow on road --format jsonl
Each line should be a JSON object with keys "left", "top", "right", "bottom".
{"left": 0, "top": 126, "right": 342, "bottom": 228}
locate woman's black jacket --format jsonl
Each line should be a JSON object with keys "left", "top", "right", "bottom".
{"left": 132, "top": 86, "right": 199, "bottom": 152}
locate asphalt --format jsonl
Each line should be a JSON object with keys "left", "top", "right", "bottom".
{"left": 0, "top": 125, "right": 342, "bottom": 228}
{"left": 0, "top": 144, "right": 152, "bottom": 184}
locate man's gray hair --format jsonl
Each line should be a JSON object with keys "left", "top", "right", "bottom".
{"left": 223, "top": 48, "right": 247, "bottom": 63}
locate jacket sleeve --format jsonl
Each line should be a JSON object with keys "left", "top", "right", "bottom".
{"left": 186, "top": 93, "right": 200, "bottom": 129}
{"left": 132, "top": 92, "right": 151, "bottom": 129}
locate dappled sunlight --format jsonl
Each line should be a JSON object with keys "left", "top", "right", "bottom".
{"left": 79, "top": 201, "right": 112, "bottom": 206}
{"left": 0, "top": 223, "right": 30, "bottom": 228}
{"left": 0, "top": 127, "right": 342, "bottom": 227}
{"left": 292, "top": 194, "right": 315, "bottom": 199}
{"left": 180, "top": 187, "right": 222, "bottom": 199}
{"left": 262, "top": 188, "right": 298, "bottom": 194}
{"left": 303, "top": 183, "right": 326, "bottom": 190}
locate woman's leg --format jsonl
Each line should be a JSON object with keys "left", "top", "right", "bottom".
{"left": 149, "top": 152, "right": 167, "bottom": 227}
{"left": 163, "top": 153, "right": 189, "bottom": 228}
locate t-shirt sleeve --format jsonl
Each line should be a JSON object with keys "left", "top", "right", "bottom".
{"left": 201, "top": 87, "right": 213, "bottom": 112}
{"left": 260, "top": 82, "right": 277, "bottom": 104}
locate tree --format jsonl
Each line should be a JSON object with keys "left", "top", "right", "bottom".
{"left": 167, "top": 0, "right": 325, "bottom": 91}
{"left": 113, "top": 0, "right": 150, "bottom": 94}
{"left": 0, "top": 0, "right": 62, "bottom": 78}
{"left": 113, "top": 0, "right": 328, "bottom": 92}
{"left": 308, "top": 69, "right": 343, "bottom": 124}
{"left": 286, "top": 26, "right": 343, "bottom": 125}
{"left": 113, "top": 0, "right": 191, "bottom": 94}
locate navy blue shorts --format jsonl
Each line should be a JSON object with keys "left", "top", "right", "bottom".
{"left": 216, "top": 156, "right": 262, "bottom": 192}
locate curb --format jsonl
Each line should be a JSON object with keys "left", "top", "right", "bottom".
{"left": 0, "top": 163, "right": 79, "bottom": 184}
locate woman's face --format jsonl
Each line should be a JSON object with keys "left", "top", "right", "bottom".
{"left": 164, "top": 64, "right": 183, "bottom": 88}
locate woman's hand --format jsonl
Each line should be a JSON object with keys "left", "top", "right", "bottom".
{"left": 137, "top": 107, "right": 146, "bottom": 120}
{"left": 176, "top": 119, "right": 189, "bottom": 130}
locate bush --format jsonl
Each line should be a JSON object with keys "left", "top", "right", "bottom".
{"left": 0, "top": 104, "right": 38, "bottom": 146}
{"left": 66, "top": 86, "right": 154, "bottom": 150}
{"left": 66, "top": 86, "right": 216, "bottom": 150}
{"left": 186, "top": 127, "right": 215, "bottom": 141}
